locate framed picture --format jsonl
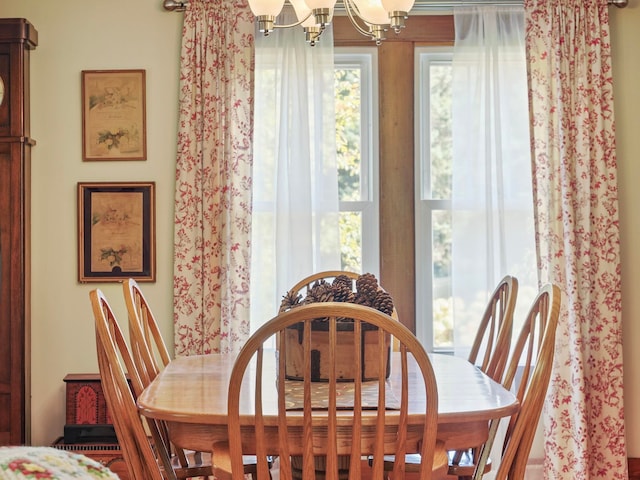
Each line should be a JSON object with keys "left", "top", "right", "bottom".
{"left": 81, "top": 69, "right": 147, "bottom": 161}
{"left": 78, "top": 182, "right": 156, "bottom": 282}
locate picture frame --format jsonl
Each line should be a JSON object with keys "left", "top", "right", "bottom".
{"left": 78, "top": 182, "right": 156, "bottom": 283}
{"left": 81, "top": 69, "right": 147, "bottom": 161}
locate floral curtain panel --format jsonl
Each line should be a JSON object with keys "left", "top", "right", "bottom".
{"left": 525, "top": 0, "right": 627, "bottom": 477}
{"left": 173, "top": 0, "right": 254, "bottom": 355}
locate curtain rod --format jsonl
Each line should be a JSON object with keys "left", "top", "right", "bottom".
{"left": 162, "top": 0, "right": 628, "bottom": 12}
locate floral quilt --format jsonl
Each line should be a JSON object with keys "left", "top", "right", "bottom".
{"left": 0, "top": 446, "right": 119, "bottom": 479}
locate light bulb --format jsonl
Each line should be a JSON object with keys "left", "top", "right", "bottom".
{"left": 381, "top": 0, "right": 414, "bottom": 13}
{"left": 247, "top": 0, "right": 285, "bottom": 17}
{"left": 304, "top": 0, "right": 337, "bottom": 9}
{"left": 352, "top": 0, "right": 390, "bottom": 25}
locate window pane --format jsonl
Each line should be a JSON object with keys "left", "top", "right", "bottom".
{"left": 335, "top": 48, "right": 379, "bottom": 277}
{"left": 336, "top": 66, "right": 362, "bottom": 203}
{"left": 339, "top": 211, "right": 362, "bottom": 272}
{"left": 432, "top": 209, "right": 452, "bottom": 348}
{"left": 429, "top": 63, "right": 452, "bottom": 201}
{"left": 415, "top": 47, "right": 453, "bottom": 352}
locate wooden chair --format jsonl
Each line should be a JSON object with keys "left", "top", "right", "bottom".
{"left": 122, "top": 278, "right": 172, "bottom": 387}
{"left": 384, "top": 282, "right": 559, "bottom": 480}
{"left": 122, "top": 280, "right": 201, "bottom": 473}
{"left": 467, "top": 275, "right": 518, "bottom": 383}
{"left": 382, "top": 275, "right": 519, "bottom": 479}
{"left": 476, "top": 283, "right": 561, "bottom": 480}
{"left": 213, "top": 301, "right": 449, "bottom": 480}
{"left": 122, "top": 279, "right": 259, "bottom": 477}
{"left": 90, "top": 288, "right": 213, "bottom": 480}
{"left": 447, "top": 275, "right": 519, "bottom": 477}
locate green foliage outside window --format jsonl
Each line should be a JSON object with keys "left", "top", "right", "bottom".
{"left": 429, "top": 64, "right": 453, "bottom": 280}
{"left": 335, "top": 67, "right": 363, "bottom": 271}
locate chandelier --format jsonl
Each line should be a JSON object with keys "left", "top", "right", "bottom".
{"left": 247, "top": 0, "right": 415, "bottom": 45}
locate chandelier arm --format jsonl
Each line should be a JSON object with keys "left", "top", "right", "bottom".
{"left": 342, "top": 0, "right": 377, "bottom": 39}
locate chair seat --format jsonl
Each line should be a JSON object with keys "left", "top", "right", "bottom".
{"left": 0, "top": 446, "right": 119, "bottom": 479}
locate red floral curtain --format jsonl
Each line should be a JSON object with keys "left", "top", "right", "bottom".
{"left": 525, "top": 0, "right": 627, "bottom": 477}
{"left": 173, "top": 0, "right": 254, "bottom": 355}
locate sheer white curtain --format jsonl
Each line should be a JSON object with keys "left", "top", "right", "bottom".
{"left": 251, "top": 12, "right": 341, "bottom": 330}
{"left": 451, "top": 6, "right": 537, "bottom": 360}
{"left": 451, "top": 6, "right": 541, "bottom": 476}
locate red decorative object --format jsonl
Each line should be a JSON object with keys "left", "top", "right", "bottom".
{"left": 64, "top": 374, "right": 111, "bottom": 425}
{"left": 52, "top": 374, "right": 130, "bottom": 479}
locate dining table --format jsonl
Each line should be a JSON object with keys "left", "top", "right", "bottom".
{"left": 137, "top": 351, "right": 519, "bottom": 460}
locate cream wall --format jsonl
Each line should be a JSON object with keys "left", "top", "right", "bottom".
{"left": 1, "top": 0, "right": 640, "bottom": 457}
{"left": 0, "top": 0, "right": 183, "bottom": 445}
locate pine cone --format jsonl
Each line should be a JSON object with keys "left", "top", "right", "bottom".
{"left": 356, "top": 273, "right": 379, "bottom": 300}
{"left": 279, "top": 290, "right": 302, "bottom": 313}
{"left": 306, "top": 280, "right": 334, "bottom": 303}
{"left": 332, "top": 274, "right": 354, "bottom": 291}
{"left": 373, "top": 290, "right": 395, "bottom": 316}
{"left": 333, "top": 282, "right": 356, "bottom": 303}
{"left": 353, "top": 292, "right": 373, "bottom": 308}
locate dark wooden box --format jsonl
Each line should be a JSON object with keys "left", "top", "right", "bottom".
{"left": 51, "top": 437, "right": 129, "bottom": 480}
{"left": 64, "top": 373, "right": 112, "bottom": 425}
{"left": 283, "top": 322, "right": 391, "bottom": 382}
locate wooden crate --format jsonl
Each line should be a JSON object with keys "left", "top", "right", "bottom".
{"left": 51, "top": 437, "right": 129, "bottom": 480}
{"left": 283, "top": 322, "right": 391, "bottom": 382}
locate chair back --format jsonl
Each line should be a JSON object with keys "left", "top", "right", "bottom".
{"left": 121, "top": 280, "right": 220, "bottom": 478}
{"left": 89, "top": 289, "right": 176, "bottom": 480}
{"left": 467, "top": 275, "right": 518, "bottom": 382}
{"left": 225, "top": 302, "right": 446, "bottom": 480}
{"left": 475, "top": 283, "right": 561, "bottom": 480}
{"left": 287, "top": 271, "right": 360, "bottom": 300}
{"left": 123, "top": 278, "right": 172, "bottom": 386}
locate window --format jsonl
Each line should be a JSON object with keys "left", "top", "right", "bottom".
{"left": 334, "top": 15, "right": 456, "bottom": 340}
{"left": 335, "top": 48, "right": 380, "bottom": 276}
{"left": 334, "top": 16, "right": 534, "bottom": 355}
{"left": 250, "top": 16, "right": 457, "bottom": 343}
{"left": 334, "top": 44, "right": 458, "bottom": 352}
{"left": 415, "top": 47, "right": 454, "bottom": 352}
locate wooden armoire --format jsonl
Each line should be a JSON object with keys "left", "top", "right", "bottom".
{"left": 0, "top": 18, "right": 37, "bottom": 446}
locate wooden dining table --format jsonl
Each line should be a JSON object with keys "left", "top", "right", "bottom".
{"left": 137, "top": 351, "right": 519, "bottom": 458}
